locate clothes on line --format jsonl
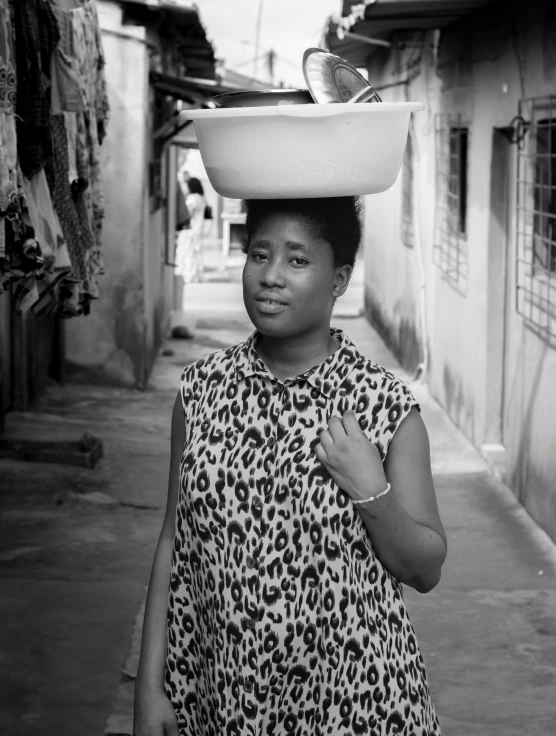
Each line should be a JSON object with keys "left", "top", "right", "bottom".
{"left": 0, "top": 0, "right": 109, "bottom": 318}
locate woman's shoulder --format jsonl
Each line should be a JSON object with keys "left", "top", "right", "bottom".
{"left": 349, "top": 354, "right": 417, "bottom": 404}
{"left": 180, "top": 339, "right": 246, "bottom": 384}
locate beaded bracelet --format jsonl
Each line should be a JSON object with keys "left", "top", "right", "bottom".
{"left": 351, "top": 483, "right": 391, "bottom": 505}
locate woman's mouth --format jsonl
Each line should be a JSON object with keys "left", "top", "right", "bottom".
{"left": 255, "top": 298, "right": 288, "bottom": 314}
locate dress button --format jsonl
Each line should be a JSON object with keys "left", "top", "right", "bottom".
{"left": 245, "top": 618, "right": 256, "bottom": 631}
{"left": 246, "top": 555, "right": 257, "bottom": 569}
{"left": 252, "top": 496, "right": 263, "bottom": 507}
{"left": 267, "top": 437, "right": 277, "bottom": 448}
{"left": 244, "top": 677, "right": 253, "bottom": 693}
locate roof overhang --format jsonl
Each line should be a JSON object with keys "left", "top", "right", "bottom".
{"left": 119, "top": 0, "right": 217, "bottom": 80}
{"left": 325, "top": 0, "right": 493, "bottom": 66}
{"left": 150, "top": 71, "right": 245, "bottom": 106}
{"left": 150, "top": 71, "right": 257, "bottom": 146}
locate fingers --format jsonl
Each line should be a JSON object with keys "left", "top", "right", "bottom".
{"left": 315, "top": 435, "right": 332, "bottom": 458}
{"left": 317, "top": 413, "right": 360, "bottom": 462}
{"left": 326, "top": 415, "right": 348, "bottom": 442}
{"left": 341, "top": 410, "right": 362, "bottom": 436}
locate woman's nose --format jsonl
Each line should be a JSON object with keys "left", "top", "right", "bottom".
{"left": 260, "top": 258, "right": 286, "bottom": 286}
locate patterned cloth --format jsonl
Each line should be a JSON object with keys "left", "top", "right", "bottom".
{"left": 44, "top": 1, "right": 109, "bottom": 309}
{"left": 0, "top": 0, "right": 18, "bottom": 218}
{"left": 50, "top": 4, "right": 87, "bottom": 116}
{"left": 0, "top": 0, "right": 16, "bottom": 116}
{"left": 0, "top": 0, "right": 108, "bottom": 316}
{"left": 70, "top": 0, "right": 109, "bottom": 247}
{"left": 13, "top": 0, "right": 60, "bottom": 179}
{"left": 165, "top": 328, "right": 441, "bottom": 736}
{"left": 45, "top": 114, "right": 92, "bottom": 286}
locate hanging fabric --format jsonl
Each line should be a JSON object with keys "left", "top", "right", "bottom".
{"left": 0, "top": 0, "right": 110, "bottom": 318}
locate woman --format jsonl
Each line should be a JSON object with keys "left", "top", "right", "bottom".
{"left": 174, "top": 176, "right": 206, "bottom": 284}
{"left": 134, "top": 197, "right": 447, "bottom": 736}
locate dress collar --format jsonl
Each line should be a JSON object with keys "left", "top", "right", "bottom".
{"left": 232, "top": 328, "right": 363, "bottom": 398}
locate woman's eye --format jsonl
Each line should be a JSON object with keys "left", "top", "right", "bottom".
{"left": 251, "top": 252, "right": 267, "bottom": 261}
{"left": 292, "top": 258, "right": 309, "bottom": 266}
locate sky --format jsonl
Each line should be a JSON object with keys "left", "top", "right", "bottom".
{"left": 196, "top": 0, "right": 342, "bottom": 88}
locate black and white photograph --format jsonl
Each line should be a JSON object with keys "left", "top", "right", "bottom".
{"left": 0, "top": 1, "right": 555, "bottom": 735}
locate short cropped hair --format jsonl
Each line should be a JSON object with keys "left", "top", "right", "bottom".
{"left": 242, "top": 197, "right": 363, "bottom": 268}
{"left": 187, "top": 177, "right": 204, "bottom": 195}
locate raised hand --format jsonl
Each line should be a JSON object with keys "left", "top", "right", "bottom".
{"left": 314, "top": 410, "right": 388, "bottom": 502}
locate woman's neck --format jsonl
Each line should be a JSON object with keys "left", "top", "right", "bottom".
{"left": 256, "top": 328, "right": 340, "bottom": 380}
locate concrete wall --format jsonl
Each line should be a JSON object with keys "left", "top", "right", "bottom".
{"left": 363, "top": 0, "right": 556, "bottom": 540}
{"left": 364, "top": 33, "right": 440, "bottom": 377}
{"left": 65, "top": 1, "right": 165, "bottom": 387}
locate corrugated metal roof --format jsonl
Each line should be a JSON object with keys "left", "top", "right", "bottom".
{"left": 327, "top": 0, "right": 493, "bottom": 65}
{"left": 119, "top": 0, "right": 217, "bottom": 79}
{"left": 341, "top": 0, "right": 492, "bottom": 30}
{"left": 150, "top": 71, "right": 253, "bottom": 104}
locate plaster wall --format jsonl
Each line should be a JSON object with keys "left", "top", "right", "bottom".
{"left": 364, "top": 37, "right": 440, "bottom": 376}
{"left": 364, "top": 0, "right": 556, "bottom": 539}
{"left": 65, "top": 2, "right": 149, "bottom": 386}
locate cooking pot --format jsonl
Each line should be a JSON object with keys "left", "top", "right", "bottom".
{"left": 213, "top": 89, "right": 314, "bottom": 108}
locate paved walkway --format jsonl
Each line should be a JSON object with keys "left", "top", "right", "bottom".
{"left": 1, "top": 272, "right": 555, "bottom": 735}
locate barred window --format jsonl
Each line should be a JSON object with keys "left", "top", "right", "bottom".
{"left": 516, "top": 96, "right": 556, "bottom": 339}
{"left": 401, "top": 132, "right": 414, "bottom": 247}
{"left": 433, "top": 114, "right": 469, "bottom": 292}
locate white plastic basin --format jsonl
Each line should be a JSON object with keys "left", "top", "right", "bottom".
{"left": 181, "top": 102, "right": 424, "bottom": 199}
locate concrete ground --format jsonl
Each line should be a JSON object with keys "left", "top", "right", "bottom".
{"left": 1, "top": 243, "right": 555, "bottom": 735}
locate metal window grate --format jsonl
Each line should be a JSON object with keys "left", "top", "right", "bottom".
{"left": 401, "top": 132, "right": 414, "bottom": 247}
{"left": 516, "top": 96, "right": 556, "bottom": 339}
{"left": 433, "top": 113, "right": 469, "bottom": 293}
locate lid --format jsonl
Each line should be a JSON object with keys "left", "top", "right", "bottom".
{"left": 302, "top": 47, "right": 379, "bottom": 104}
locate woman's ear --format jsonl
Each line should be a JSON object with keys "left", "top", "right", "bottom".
{"left": 332, "top": 264, "right": 352, "bottom": 298}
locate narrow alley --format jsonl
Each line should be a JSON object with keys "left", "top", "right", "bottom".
{"left": 1, "top": 241, "right": 555, "bottom": 735}
{"left": 2, "top": 1, "right": 556, "bottom": 735}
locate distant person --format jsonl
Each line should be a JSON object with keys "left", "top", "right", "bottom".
{"left": 135, "top": 196, "right": 446, "bottom": 736}
{"left": 174, "top": 176, "right": 206, "bottom": 284}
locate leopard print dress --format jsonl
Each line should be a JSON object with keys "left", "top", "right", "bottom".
{"left": 165, "top": 328, "right": 441, "bottom": 736}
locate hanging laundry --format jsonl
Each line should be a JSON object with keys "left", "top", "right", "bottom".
{"left": 23, "top": 168, "right": 72, "bottom": 286}
{"left": 0, "top": 0, "right": 109, "bottom": 318}
{"left": 70, "top": 0, "right": 109, "bottom": 251}
{"left": 0, "top": 113, "right": 17, "bottom": 212}
{"left": 1, "top": 168, "right": 47, "bottom": 311}
{"left": 0, "top": 0, "right": 18, "bottom": 258}
{"left": 49, "top": 0, "right": 110, "bottom": 307}
{"left": 13, "top": 0, "right": 60, "bottom": 179}
{"left": 50, "top": 4, "right": 87, "bottom": 117}
{"left": 50, "top": 1, "right": 86, "bottom": 187}
{"left": 45, "top": 114, "right": 93, "bottom": 287}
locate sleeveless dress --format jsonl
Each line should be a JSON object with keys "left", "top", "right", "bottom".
{"left": 165, "top": 328, "right": 441, "bottom": 736}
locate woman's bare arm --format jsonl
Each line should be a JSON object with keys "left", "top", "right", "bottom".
{"left": 358, "top": 408, "right": 447, "bottom": 593}
{"left": 133, "top": 392, "right": 184, "bottom": 734}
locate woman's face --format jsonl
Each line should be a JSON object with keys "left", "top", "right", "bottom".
{"left": 242, "top": 211, "right": 351, "bottom": 339}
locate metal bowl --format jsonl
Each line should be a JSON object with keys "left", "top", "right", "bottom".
{"left": 212, "top": 89, "right": 314, "bottom": 108}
